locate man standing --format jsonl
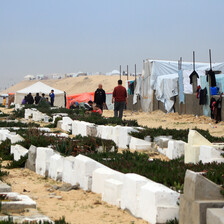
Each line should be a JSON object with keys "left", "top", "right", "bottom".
{"left": 49, "top": 90, "right": 55, "bottom": 107}
{"left": 112, "top": 80, "right": 127, "bottom": 119}
{"left": 94, "top": 84, "right": 106, "bottom": 111}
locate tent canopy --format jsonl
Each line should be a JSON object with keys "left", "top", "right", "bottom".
{"left": 17, "top": 81, "right": 64, "bottom": 95}
{"left": 15, "top": 81, "right": 65, "bottom": 107}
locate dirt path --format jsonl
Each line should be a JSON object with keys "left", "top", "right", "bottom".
{"left": 103, "top": 110, "right": 224, "bottom": 137}
{"left": 3, "top": 168, "right": 148, "bottom": 224}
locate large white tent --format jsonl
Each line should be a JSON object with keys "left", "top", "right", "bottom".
{"left": 15, "top": 81, "right": 65, "bottom": 107}
{"left": 134, "top": 60, "right": 224, "bottom": 112}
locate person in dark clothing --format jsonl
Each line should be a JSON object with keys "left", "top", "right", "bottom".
{"left": 199, "top": 88, "right": 207, "bottom": 105}
{"left": 34, "top": 93, "right": 41, "bottom": 104}
{"left": 214, "top": 94, "right": 222, "bottom": 123}
{"left": 84, "top": 100, "right": 93, "bottom": 111}
{"left": 112, "top": 80, "right": 127, "bottom": 119}
{"left": 49, "top": 90, "right": 55, "bottom": 107}
{"left": 94, "top": 84, "right": 106, "bottom": 111}
{"left": 26, "top": 93, "right": 34, "bottom": 104}
{"left": 64, "top": 91, "right": 67, "bottom": 108}
{"left": 210, "top": 97, "right": 216, "bottom": 119}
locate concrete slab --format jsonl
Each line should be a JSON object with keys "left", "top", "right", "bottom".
{"left": 25, "top": 145, "right": 37, "bottom": 172}
{"left": 166, "top": 140, "right": 185, "bottom": 160}
{"left": 207, "top": 208, "right": 224, "bottom": 224}
{"left": 62, "top": 156, "right": 76, "bottom": 184}
{"left": 49, "top": 153, "right": 64, "bottom": 181}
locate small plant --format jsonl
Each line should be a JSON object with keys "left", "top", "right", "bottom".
{"left": 166, "top": 218, "right": 179, "bottom": 224}
{"left": 5, "top": 154, "right": 28, "bottom": 169}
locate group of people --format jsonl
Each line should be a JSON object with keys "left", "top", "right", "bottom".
{"left": 88, "top": 80, "right": 127, "bottom": 118}
{"left": 22, "top": 90, "right": 55, "bottom": 107}
{"left": 69, "top": 79, "right": 127, "bottom": 118}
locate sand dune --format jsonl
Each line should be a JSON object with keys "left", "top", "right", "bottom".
{"left": 1, "top": 75, "right": 134, "bottom": 95}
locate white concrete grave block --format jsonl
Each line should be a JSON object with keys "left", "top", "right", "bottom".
{"left": 101, "top": 126, "right": 114, "bottom": 141}
{"left": 92, "top": 167, "right": 124, "bottom": 195}
{"left": 61, "top": 117, "right": 73, "bottom": 132}
{"left": 0, "top": 129, "right": 10, "bottom": 141}
{"left": 72, "top": 120, "right": 81, "bottom": 136}
{"left": 36, "top": 147, "right": 54, "bottom": 177}
{"left": 199, "top": 145, "right": 224, "bottom": 164}
{"left": 62, "top": 156, "right": 76, "bottom": 184}
{"left": 139, "top": 182, "right": 179, "bottom": 224}
{"left": 10, "top": 144, "right": 28, "bottom": 161}
{"left": 207, "top": 208, "right": 224, "bottom": 224}
{"left": 74, "top": 155, "right": 105, "bottom": 191}
{"left": 103, "top": 178, "right": 123, "bottom": 207}
{"left": 185, "top": 130, "right": 213, "bottom": 164}
{"left": 24, "top": 109, "right": 33, "bottom": 120}
{"left": 38, "top": 127, "right": 51, "bottom": 132}
{"left": 120, "top": 173, "right": 149, "bottom": 217}
{"left": 6, "top": 133, "right": 24, "bottom": 144}
{"left": 118, "top": 126, "right": 136, "bottom": 149}
{"left": 166, "top": 140, "right": 186, "bottom": 160}
{"left": 96, "top": 125, "right": 103, "bottom": 138}
{"left": 48, "top": 153, "right": 64, "bottom": 181}
{"left": 129, "top": 137, "right": 151, "bottom": 151}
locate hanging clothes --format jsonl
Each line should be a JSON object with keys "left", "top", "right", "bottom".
{"left": 199, "top": 88, "right": 207, "bottom": 105}
{"left": 210, "top": 97, "right": 216, "bottom": 119}
{"left": 207, "top": 70, "right": 216, "bottom": 87}
{"left": 189, "top": 70, "right": 199, "bottom": 84}
{"left": 196, "top": 85, "right": 201, "bottom": 98}
{"left": 214, "top": 96, "right": 222, "bottom": 123}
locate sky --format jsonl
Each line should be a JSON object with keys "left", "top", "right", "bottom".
{"left": 0, "top": 0, "right": 224, "bottom": 90}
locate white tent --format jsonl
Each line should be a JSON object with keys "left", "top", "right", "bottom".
{"left": 135, "top": 60, "right": 224, "bottom": 112}
{"left": 15, "top": 81, "right": 65, "bottom": 107}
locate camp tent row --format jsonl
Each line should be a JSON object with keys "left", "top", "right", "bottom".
{"left": 134, "top": 60, "right": 224, "bottom": 113}
{"left": 15, "top": 82, "right": 65, "bottom": 107}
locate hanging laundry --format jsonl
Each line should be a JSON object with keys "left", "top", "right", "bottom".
{"left": 210, "top": 97, "right": 216, "bottom": 119}
{"left": 199, "top": 87, "right": 207, "bottom": 105}
{"left": 196, "top": 85, "right": 201, "bottom": 98}
{"left": 189, "top": 70, "right": 199, "bottom": 84}
{"left": 207, "top": 70, "right": 216, "bottom": 87}
{"left": 214, "top": 95, "right": 222, "bottom": 123}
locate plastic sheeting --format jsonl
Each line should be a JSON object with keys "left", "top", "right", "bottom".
{"left": 155, "top": 73, "right": 178, "bottom": 112}
{"left": 178, "top": 70, "right": 185, "bottom": 104}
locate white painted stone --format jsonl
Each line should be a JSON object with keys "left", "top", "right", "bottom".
{"left": 139, "top": 181, "right": 179, "bottom": 224}
{"left": 36, "top": 147, "right": 54, "bottom": 177}
{"left": 199, "top": 145, "right": 224, "bottom": 164}
{"left": 73, "top": 155, "right": 105, "bottom": 191}
{"left": 38, "top": 127, "right": 51, "bottom": 132}
{"left": 43, "top": 115, "right": 50, "bottom": 123}
{"left": 61, "top": 117, "right": 73, "bottom": 132}
{"left": 48, "top": 153, "right": 64, "bottom": 181}
{"left": 6, "top": 133, "right": 24, "bottom": 144}
{"left": 101, "top": 126, "right": 114, "bottom": 141}
{"left": 207, "top": 208, "right": 224, "bottom": 224}
{"left": 10, "top": 144, "right": 28, "bottom": 161}
{"left": 158, "top": 147, "right": 167, "bottom": 156}
{"left": 0, "top": 129, "right": 10, "bottom": 141}
{"left": 129, "top": 137, "right": 151, "bottom": 151}
{"left": 166, "top": 140, "right": 186, "bottom": 160}
{"left": 118, "top": 127, "right": 136, "bottom": 149}
{"left": 120, "top": 173, "right": 149, "bottom": 217}
{"left": 96, "top": 125, "right": 103, "bottom": 138}
{"left": 92, "top": 167, "right": 124, "bottom": 195}
{"left": 62, "top": 156, "right": 76, "bottom": 184}
{"left": 184, "top": 130, "right": 213, "bottom": 164}
{"left": 103, "top": 178, "right": 123, "bottom": 207}
{"left": 72, "top": 120, "right": 81, "bottom": 136}
{"left": 24, "top": 109, "right": 33, "bottom": 119}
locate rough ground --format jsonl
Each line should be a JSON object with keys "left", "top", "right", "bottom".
{"left": 3, "top": 168, "right": 148, "bottom": 224}
{"left": 103, "top": 110, "right": 224, "bottom": 137}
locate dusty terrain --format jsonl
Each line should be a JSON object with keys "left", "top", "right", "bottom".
{"left": 103, "top": 110, "right": 224, "bottom": 137}
{"left": 1, "top": 75, "right": 134, "bottom": 95}
{"left": 3, "top": 168, "right": 147, "bottom": 224}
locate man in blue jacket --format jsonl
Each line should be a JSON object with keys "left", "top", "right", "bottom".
{"left": 49, "top": 89, "right": 55, "bottom": 107}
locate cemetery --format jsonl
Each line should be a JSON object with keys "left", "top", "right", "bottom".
{"left": 0, "top": 105, "right": 222, "bottom": 223}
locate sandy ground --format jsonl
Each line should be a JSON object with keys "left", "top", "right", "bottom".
{"left": 1, "top": 75, "right": 134, "bottom": 95}
{"left": 3, "top": 168, "right": 148, "bottom": 224}
{"left": 103, "top": 110, "right": 224, "bottom": 137}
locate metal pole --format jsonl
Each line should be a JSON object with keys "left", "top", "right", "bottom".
{"left": 127, "top": 65, "right": 129, "bottom": 80}
{"left": 135, "top": 64, "right": 136, "bottom": 82}
{"left": 209, "top": 49, "right": 212, "bottom": 70}
{"left": 120, "top": 65, "right": 121, "bottom": 80}
{"left": 193, "top": 51, "right": 195, "bottom": 71}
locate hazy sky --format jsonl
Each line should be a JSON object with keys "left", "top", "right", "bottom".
{"left": 0, "top": 0, "right": 224, "bottom": 89}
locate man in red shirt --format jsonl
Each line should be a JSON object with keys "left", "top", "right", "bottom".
{"left": 112, "top": 80, "right": 127, "bottom": 119}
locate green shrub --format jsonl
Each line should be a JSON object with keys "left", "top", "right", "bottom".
{"left": 0, "top": 139, "right": 13, "bottom": 161}
{"left": 5, "top": 154, "right": 28, "bottom": 169}
{"left": 166, "top": 218, "right": 179, "bottom": 224}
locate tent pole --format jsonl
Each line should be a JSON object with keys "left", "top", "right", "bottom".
{"left": 193, "top": 51, "right": 195, "bottom": 71}
{"left": 120, "top": 65, "right": 121, "bottom": 80}
{"left": 127, "top": 65, "right": 129, "bottom": 81}
{"left": 209, "top": 49, "right": 212, "bottom": 70}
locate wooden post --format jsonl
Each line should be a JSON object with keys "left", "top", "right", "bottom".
{"left": 120, "top": 65, "right": 121, "bottom": 80}
{"left": 127, "top": 65, "right": 129, "bottom": 81}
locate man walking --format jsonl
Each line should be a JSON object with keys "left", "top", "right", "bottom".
{"left": 94, "top": 84, "right": 106, "bottom": 111}
{"left": 112, "top": 80, "right": 127, "bottom": 119}
{"left": 49, "top": 89, "right": 55, "bottom": 107}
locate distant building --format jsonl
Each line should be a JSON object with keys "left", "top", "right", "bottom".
{"left": 24, "top": 75, "right": 35, "bottom": 80}
{"left": 36, "top": 74, "right": 46, "bottom": 80}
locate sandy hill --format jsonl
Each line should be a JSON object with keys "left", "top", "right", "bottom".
{"left": 1, "top": 75, "right": 134, "bottom": 95}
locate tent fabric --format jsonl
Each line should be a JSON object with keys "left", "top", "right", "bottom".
{"left": 178, "top": 69, "right": 185, "bottom": 104}
{"left": 66, "top": 92, "right": 114, "bottom": 110}
{"left": 15, "top": 81, "right": 65, "bottom": 107}
{"left": 155, "top": 73, "right": 178, "bottom": 112}
{"left": 136, "top": 59, "right": 224, "bottom": 113}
